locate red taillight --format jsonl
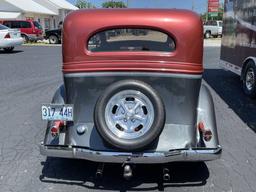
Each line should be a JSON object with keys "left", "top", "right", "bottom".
{"left": 198, "top": 122, "right": 212, "bottom": 142}
{"left": 50, "top": 120, "right": 64, "bottom": 137}
{"left": 4, "top": 33, "right": 10, "bottom": 38}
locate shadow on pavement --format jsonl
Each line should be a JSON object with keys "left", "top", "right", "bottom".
{"left": 40, "top": 157, "right": 209, "bottom": 191}
{"left": 0, "top": 50, "right": 23, "bottom": 54}
{"left": 203, "top": 69, "right": 256, "bottom": 132}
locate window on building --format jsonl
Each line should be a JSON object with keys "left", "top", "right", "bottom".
{"left": 44, "top": 18, "right": 50, "bottom": 31}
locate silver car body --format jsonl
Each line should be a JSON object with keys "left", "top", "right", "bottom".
{"left": 0, "top": 25, "right": 23, "bottom": 48}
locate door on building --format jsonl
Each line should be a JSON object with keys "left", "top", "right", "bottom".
{"left": 44, "top": 18, "right": 50, "bottom": 31}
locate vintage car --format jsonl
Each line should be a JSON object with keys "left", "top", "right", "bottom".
{"left": 40, "top": 9, "right": 221, "bottom": 180}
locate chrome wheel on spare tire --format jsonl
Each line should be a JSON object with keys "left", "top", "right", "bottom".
{"left": 94, "top": 80, "right": 165, "bottom": 151}
{"left": 105, "top": 90, "right": 154, "bottom": 140}
{"left": 243, "top": 61, "right": 256, "bottom": 98}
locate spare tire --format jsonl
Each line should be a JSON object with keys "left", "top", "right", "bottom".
{"left": 94, "top": 80, "right": 165, "bottom": 151}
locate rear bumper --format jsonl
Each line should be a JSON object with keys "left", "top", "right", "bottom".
{"left": 0, "top": 38, "right": 23, "bottom": 48}
{"left": 40, "top": 143, "right": 222, "bottom": 164}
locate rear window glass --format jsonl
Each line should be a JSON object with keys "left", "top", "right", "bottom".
{"left": 3, "top": 21, "right": 11, "bottom": 28}
{"left": 88, "top": 28, "right": 175, "bottom": 52}
{"left": 11, "top": 21, "right": 21, "bottom": 28}
{"left": 0, "top": 24, "right": 8, "bottom": 30}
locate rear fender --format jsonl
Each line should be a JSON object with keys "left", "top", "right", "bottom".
{"left": 52, "top": 84, "right": 66, "bottom": 104}
{"left": 197, "top": 84, "right": 220, "bottom": 148}
{"left": 43, "top": 85, "right": 66, "bottom": 144}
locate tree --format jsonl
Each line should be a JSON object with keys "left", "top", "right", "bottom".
{"left": 76, "top": 0, "right": 95, "bottom": 9}
{"left": 102, "top": 1, "right": 127, "bottom": 8}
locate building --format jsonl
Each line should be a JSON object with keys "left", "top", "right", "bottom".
{"left": 0, "top": 0, "right": 78, "bottom": 31}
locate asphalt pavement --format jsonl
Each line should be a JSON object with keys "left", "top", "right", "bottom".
{"left": 0, "top": 42, "right": 256, "bottom": 192}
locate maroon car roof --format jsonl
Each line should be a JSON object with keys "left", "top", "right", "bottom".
{"left": 62, "top": 9, "right": 203, "bottom": 74}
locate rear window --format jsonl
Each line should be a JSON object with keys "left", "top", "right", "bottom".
{"left": 3, "top": 21, "right": 14, "bottom": 28}
{"left": 9, "top": 21, "right": 21, "bottom": 28}
{"left": 0, "top": 24, "right": 8, "bottom": 30}
{"left": 88, "top": 28, "right": 175, "bottom": 52}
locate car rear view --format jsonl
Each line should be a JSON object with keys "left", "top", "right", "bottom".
{"left": 0, "top": 24, "right": 23, "bottom": 52}
{"left": 40, "top": 9, "right": 221, "bottom": 180}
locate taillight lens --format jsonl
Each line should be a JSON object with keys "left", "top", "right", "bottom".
{"left": 4, "top": 33, "right": 11, "bottom": 38}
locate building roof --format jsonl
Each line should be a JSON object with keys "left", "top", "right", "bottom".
{"left": 4, "top": 0, "right": 57, "bottom": 15}
{"left": 47, "top": 0, "right": 78, "bottom": 10}
{"left": 0, "top": 11, "right": 21, "bottom": 19}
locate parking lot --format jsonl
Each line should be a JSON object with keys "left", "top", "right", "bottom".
{"left": 0, "top": 41, "right": 256, "bottom": 192}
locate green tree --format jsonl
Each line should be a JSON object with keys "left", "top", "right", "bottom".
{"left": 76, "top": 0, "right": 95, "bottom": 9}
{"left": 102, "top": 1, "right": 127, "bottom": 8}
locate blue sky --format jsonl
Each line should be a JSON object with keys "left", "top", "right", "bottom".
{"left": 67, "top": 0, "right": 224, "bottom": 13}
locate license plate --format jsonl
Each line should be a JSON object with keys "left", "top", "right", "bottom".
{"left": 41, "top": 104, "right": 73, "bottom": 121}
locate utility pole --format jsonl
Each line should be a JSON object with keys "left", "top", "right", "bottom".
{"left": 126, "top": 0, "right": 129, "bottom": 7}
{"left": 192, "top": 0, "right": 194, "bottom": 11}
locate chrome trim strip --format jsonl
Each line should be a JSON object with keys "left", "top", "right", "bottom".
{"left": 64, "top": 72, "right": 202, "bottom": 79}
{"left": 40, "top": 144, "right": 222, "bottom": 164}
{"left": 219, "top": 59, "right": 241, "bottom": 75}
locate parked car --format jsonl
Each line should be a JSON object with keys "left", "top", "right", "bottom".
{"left": 1, "top": 20, "right": 43, "bottom": 42}
{"left": 40, "top": 9, "right": 221, "bottom": 180}
{"left": 204, "top": 20, "right": 223, "bottom": 38}
{"left": 44, "top": 28, "right": 61, "bottom": 44}
{"left": 0, "top": 24, "right": 23, "bottom": 52}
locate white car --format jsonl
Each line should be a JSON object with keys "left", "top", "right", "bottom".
{"left": 0, "top": 24, "right": 23, "bottom": 52}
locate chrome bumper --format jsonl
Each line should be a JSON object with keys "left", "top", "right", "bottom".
{"left": 40, "top": 143, "right": 222, "bottom": 164}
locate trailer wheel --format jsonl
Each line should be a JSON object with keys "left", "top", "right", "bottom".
{"left": 243, "top": 61, "right": 256, "bottom": 98}
{"left": 94, "top": 80, "right": 165, "bottom": 151}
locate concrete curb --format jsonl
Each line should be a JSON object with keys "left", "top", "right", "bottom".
{"left": 22, "top": 44, "right": 61, "bottom": 47}
{"left": 204, "top": 39, "right": 221, "bottom": 47}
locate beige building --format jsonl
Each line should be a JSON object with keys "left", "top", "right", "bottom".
{"left": 0, "top": 0, "right": 78, "bottom": 31}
